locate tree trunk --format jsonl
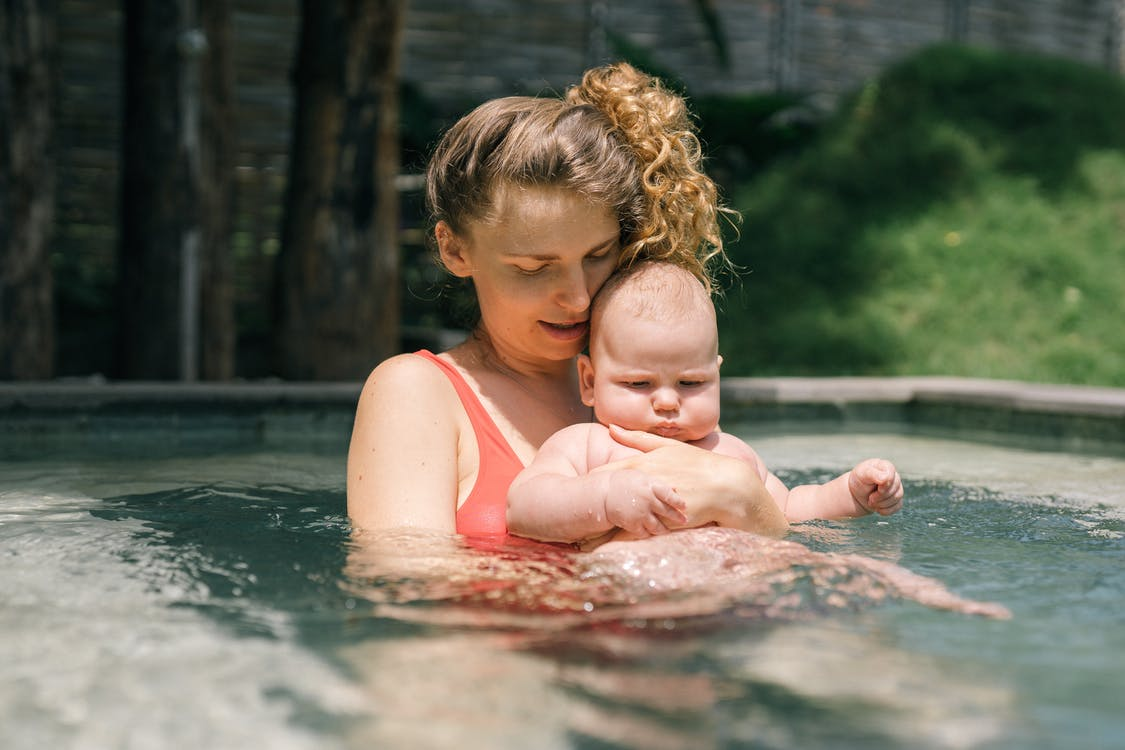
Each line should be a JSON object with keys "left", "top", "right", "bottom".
{"left": 117, "top": 0, "right": 206, "bottom": 380}
{"left": 275, "top": 0, "right": 404, "bottom": 380}
{"left": 199, "top": 0, "right": 235, "bottom": 380}
{"left": 0, "top": 0, "right": 56, "bottom": 380}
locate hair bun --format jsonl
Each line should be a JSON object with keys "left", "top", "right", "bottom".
{"left": 567, "top": 63, "right": 692, "bottom": 176}
{"left": 568, "top": 63, "right": 733, "bottom": 288}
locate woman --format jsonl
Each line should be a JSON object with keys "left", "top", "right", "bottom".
{"left": 346, "top": 62, "right": 787, "bottom": 540}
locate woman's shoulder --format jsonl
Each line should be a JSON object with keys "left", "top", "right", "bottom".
{"left": 359, "top": 352, "right": 457, "bottom": 404}
{"left": 351, "top": 352, "right": 467, "bottom": 457}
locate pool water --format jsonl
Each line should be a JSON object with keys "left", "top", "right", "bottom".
{"left": 1, "top": 429, "right": 1123, "bottom": 749}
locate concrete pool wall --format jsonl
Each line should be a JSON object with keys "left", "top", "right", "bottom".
{"left": 1, "top": 377, "right": 1123, "bottom": 458}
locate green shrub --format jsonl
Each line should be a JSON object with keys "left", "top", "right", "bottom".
{"left": 717, "top": 43, "right": 1125, "bottom": 386}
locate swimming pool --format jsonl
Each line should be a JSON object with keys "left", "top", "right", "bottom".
{"left": 1, "top": 381, "right": 1123, "bottom": 749}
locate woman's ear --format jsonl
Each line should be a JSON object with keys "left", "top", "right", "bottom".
{"left": 577, "top": 354, "right": 597, "bottom": 407}
{"left": 436, "top": 221, "right": 473, "bottom": 278}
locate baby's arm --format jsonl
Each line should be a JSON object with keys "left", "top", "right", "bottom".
{"left": 507, "top": 424, "right": 687, "bottom": 544}
{"left": 705, "top": 434, "right": 903, "bottom": 523}
{"left": 778, "top": 458, "right": 903, "bottom": 522}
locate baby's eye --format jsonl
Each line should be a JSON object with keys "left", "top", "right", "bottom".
{"left": 623, "top": 380, "right": 650, "bottom": 389}
{"left": 678, "top": 380, "right": 705, "bottom": 388}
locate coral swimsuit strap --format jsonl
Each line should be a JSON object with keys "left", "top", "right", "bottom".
{"left": 414, "top": 350, "right": 524, "bottom": 537}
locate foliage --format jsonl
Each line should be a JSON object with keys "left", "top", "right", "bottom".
{"left": 717, "top": 43, "right": 1125, "bottom": 386}
{"left": 692, "top": 91, "right": 819, "bottom": 187}
{"left": 45, "top": 42, "right": 1125, "bottom": 386}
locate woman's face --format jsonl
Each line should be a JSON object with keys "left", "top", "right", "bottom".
{"left": 440, "top": 186, "right": 621, "bottom": 364}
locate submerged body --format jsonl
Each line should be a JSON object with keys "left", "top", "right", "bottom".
{"left": 356, "top": 525, "right": 1010, "bottom": 625}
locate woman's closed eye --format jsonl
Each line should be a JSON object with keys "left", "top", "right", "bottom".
{"left": 514, "top": 263, "right": 549, "bottom": 276}
{"left": 584, "top": 248, "right": 616, "bottom": 265}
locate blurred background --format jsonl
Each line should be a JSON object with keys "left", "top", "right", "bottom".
{"left": 2, "top": 0, "right": 1123, "bottom": 383}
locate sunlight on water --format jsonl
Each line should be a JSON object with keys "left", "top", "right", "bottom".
{"left": 740, "top": 429, "right": 1125, "bottom": 515}
{"left": 1, "top": 431, "right": 1123, "bottom": 749}
{"left": 0, "top": 489, "right": 364, "bottom": 750}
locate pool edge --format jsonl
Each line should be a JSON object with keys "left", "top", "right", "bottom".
{"left": 1, "top": 377, "right": 1122, "bottom": 457}
{"left": 2, "top": 375, "right": 1123, "bottom": 413}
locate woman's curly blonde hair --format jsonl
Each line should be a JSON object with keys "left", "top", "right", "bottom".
{"left": 425, "top": 62, "right": 736, "bottom": 290}
{"left": 567, "top": 63, "right": 736, "bottom": 288}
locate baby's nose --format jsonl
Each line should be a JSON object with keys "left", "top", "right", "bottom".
{"left": 652, "top": 388, "right": 679, "bottom": 411}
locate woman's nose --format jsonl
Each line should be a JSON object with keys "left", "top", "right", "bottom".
{"left": 555, "top": 268, "right": 591, "bottom": 312}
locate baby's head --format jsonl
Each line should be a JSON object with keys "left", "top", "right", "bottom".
{"left": 578, "top": 261, "right": 722, "bottom": 441}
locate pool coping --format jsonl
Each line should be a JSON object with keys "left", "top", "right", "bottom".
{"left": 0, "top": 375, "right": 1122, "bottom": 416}
{"left": 0, "top": 376, "right": 1122, "bottom": 456}
{"left": 720, "top": 376, "right": 1125, "bottom": 419}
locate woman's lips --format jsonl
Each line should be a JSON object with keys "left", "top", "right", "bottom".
{"left": 539, "top": 320, "right": 589, "bottom": 341}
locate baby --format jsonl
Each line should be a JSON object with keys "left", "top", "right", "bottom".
{"left": 507, "top": 261, "right": 903, "bottom": 545}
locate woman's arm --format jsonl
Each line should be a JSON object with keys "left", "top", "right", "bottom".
{"left": 602, "top": 426, "right": 790, "bottom": 537}
{"left": 347, "top": 355, "right": 462, "bottom": 533}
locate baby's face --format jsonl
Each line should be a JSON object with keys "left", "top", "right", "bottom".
{"left": 580, "top": 312, "right": 721, "bottom": 442}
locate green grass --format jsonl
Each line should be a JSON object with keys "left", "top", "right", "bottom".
{"left": 716, "top": 44, "right": 1125, "bottom": 387}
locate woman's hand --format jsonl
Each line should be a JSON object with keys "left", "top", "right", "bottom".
{"left": 596, "top": 426, "right": 789, "bottom": 538}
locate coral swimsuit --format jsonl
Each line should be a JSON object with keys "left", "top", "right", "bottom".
{"left": 414, "top": 350, "right": 525, "bottom": 537}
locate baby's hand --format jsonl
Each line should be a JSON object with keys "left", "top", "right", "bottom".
{"left": 605, "top": 469, "right": 688, "bottom": 537}
{"left": 849, "top": 459, "right": 904, "bottom": 516}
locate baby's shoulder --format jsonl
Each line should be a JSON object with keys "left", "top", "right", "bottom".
{"left": 694, "top": 431, "right": 760, "bottom": 462}
{"left": 540, "top": 422, "right": 630, "bottom": 467}
{"left": 542, "top": 422, "right": 613, "bottom": 449}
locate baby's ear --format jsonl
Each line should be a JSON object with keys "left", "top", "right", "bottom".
{"left": 577, "top": 354, "right": 596, "bottom": 406}
{"left": 716, "top": 354, "right": 724, "bottom": 369}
